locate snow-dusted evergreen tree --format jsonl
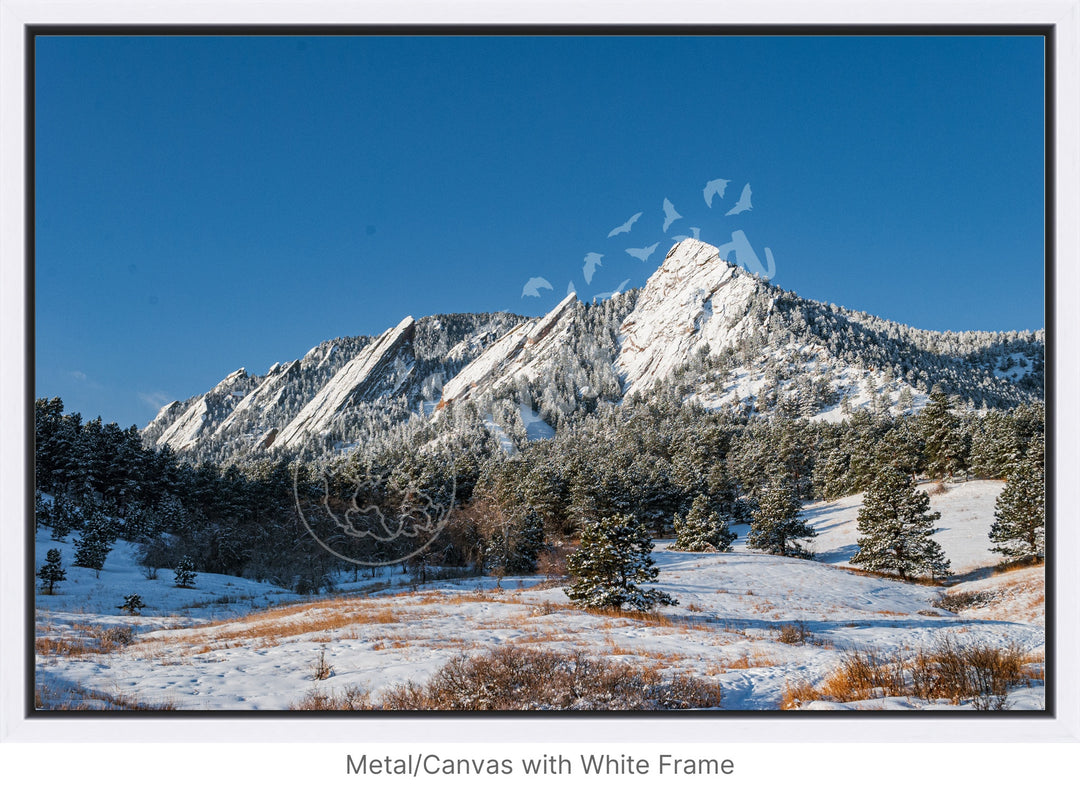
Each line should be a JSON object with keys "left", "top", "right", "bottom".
{"left": 119, "top": 593, "right": 146, "bottom": 615}
{"left": 851, "top": 465, "right": 950, "bottom": 580}
{"left": 48, "top": 492, "right": 82, "bottom": 541}
{"left": 564, "top": 514, "right": 676, "bottom": 610}
{"left": 876, "top": 426, "right": 922, "bottom": 478}
{"left": 671, "top": 494, "right": 735, "bottom": 553}
{"left": 173, "top": 556, "right": 197, "bottom": 589}
{"left": 483, "top": 510, "right": 546, "bottom": 578}
{"left": 920, "top": 387, "right": 966, "bottom": 480}
{"left": 988, "top": 447, "right": 1044, "bottom": 564}
{"left": 813, "top": 448, "right": 853, "bottom": 502}
{"left": 73, "top": 517, "right": 112, "bottom": 578}
{"left": 748, "top": 476, "right": 816, "bottom": 559}
{"left": 967, "top": 409, "right": 1019, "bottom": 479}
{"left": 37, "top": 548, "right": 66, "bottom": 594}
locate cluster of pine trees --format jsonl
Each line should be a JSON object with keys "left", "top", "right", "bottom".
{"left": 36, "top": 372, "right": 1044, "bottom": 602}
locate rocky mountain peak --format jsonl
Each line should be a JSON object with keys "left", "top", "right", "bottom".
{"left": 616, "top": 238, "right": 766, "bottom": 396}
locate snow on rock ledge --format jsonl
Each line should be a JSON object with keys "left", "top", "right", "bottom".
{"left": 616, "top": 238, "right": 764, "bottom": 397}
{"left": 270, "top": 316, "right": 416, "bottom": 450}
{"left": 438, "top": 292, "right": 579, "bottom": 409}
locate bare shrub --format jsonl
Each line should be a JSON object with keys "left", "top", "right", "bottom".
{"left": 378, "top": 646, "right": 722, "bottom": 711}
{"left": 776, "top": 621, "right": 813, "bottom": 645}
{"left": 310, "top": 645, "right": 334, "bottom": 681}
{"left": 934, "top": 590, "right": 993, "bottom": 613}
{"left": 907, "top": 635, "right": 1026, "bottom": 709}
{"left": 98, "top": 624, "right": 134, "bottom": 648}
{"left": 536, "top": 545, "right": 569, "bottom": 580}
{"left": 291, "top": 685, "right": 373, "bottom": 710}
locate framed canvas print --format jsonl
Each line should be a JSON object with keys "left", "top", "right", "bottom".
{"left": 2, "top": 0, "right": 1077, "bottom": 784}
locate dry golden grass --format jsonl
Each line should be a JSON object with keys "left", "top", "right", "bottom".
{"left": 1024, "top": 651, "right": 1045, "bottom": 667}
{"left": 787, "top": 637, "right": 1040, "bottom": 710}
{"left": 371, "top": 638, "right": 411, "bottom": 651}
{"left": 35, "top": 623, "right": 135, "bottom": 660}
{"left": 582, "top": 606, "right": 676, "bottom": 626}
{"left": 155, "top": 600, "right": 436, "bottom": 652}
{"left": 412, "top": 591, "right": 501, "bottom": 606}
{"left": 720, "top": 647, "right": 780, "bottom": 670}
{"left": 604, "top": 636, "right": 637, "bottom": 656}
{"left": 35, "top": 681, "right": 178, "bottom": 711}
{"left": 779, "top": 680, "right": 824, "bottom": 710}
{"left": 36, "top": 636, "right": 94, "bottom": 658}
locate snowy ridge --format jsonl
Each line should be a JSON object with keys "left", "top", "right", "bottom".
{"left": 149, "top": 400, "right": 180, "bottom": 427}
{"left": 438, "top": 292, "right": 578, "bottom": 409}
{"left": 141, "top": 240, "right": 1043, "bottom": 460}
{"left": 270, "top": 316, "right": 416, "bottom": 450}
{"left": 616, "top": 238, "right": 764, "bottom": 396}
{"left": 155, "top": 368, "right": 251, "bottom": 451}
{"left": 155, "top": 397, "right": 210, "bottom": 451}
{"left": 212, "top": 360, "right": 299, "bottom": 440}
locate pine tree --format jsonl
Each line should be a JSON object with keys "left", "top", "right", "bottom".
{"left": 173, "top": 556, "right": 197, "bottom": 589}
{"left": 851, "top": 466, "right": 951, "bottom": 579}
{"left": 747, "top": 478, "right": 816, "bottom": 559}
{"left": 34, "top": 490, "right": 52, "bottom": 529}
{"left": 564, "top": 514, "right": 676, "bottom": 610}
{"left": 511, "top": 510, "right": 546, "bottom": 574}
{"left": 814, "top": 448, "right": 853, "bottom": 502}
{"left": 37, "top": 548, "right": 66, "bottom": 594}
{"left": 920, "top": 387, "right": 966, "bottom": 480}
{"left": 671, "top": 494, "right": 736, "bottom": 552}
{"left": 119, "top": 593, "right": 146, "bottom": 615}
{"left": 73, "top": 517, "right": 112, "bottom": 578}
{"left": 49, "top": 493, "right": 82, "bottom": 541}
{"left": 988, "top": 453, "right": 1044, "bottom": 564}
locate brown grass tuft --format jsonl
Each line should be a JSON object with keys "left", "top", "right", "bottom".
{"left": 779, "top": 680, "right": 824, "bottom": 710}
{"left": 814, "top": 636, "right": 1035, "bottom": 709}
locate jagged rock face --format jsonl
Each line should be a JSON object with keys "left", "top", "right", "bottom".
{"left": 271, "top": 316, "right": 416, "bottom": 450}
{"left": 142, "top": 239, "right": 1044, "bottom": 461}
{"left": 438, "top": 292, "right": 579, "bottom": 409}
{"left": 154, "top": 367, "right": 255, "bottom": 451}
{"left": 213, "top": 360, "right": 300, "bottom": 440}
{"left": 616, "top": 239, "right": 765, "bottom": 396}
{"left": 142, "top": 337, "right": 372, "bottom": 453}
{"left": 140, "top": 313, "right": 525, "bottom": 458}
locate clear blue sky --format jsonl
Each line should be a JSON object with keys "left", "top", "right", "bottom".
{"left": 34, "top": 33, "right": 1046, "bottom": 429}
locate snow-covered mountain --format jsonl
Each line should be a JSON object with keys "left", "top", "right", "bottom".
{"left": 270, "top": 316, "right": 417, "bottom": 451}
{"left": 615, "top": 238, "right": 766, "bottom": 396}
{"left": 143, "top": 239, "right": 1044, "bottom": 461}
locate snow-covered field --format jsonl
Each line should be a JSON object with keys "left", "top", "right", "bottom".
{"left": 34, "top": 480, "right": 1044, "bottom": 712}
